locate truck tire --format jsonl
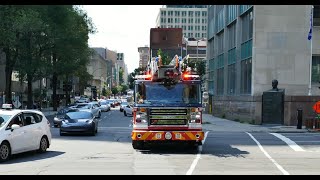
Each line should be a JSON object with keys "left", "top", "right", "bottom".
{"left": 132, "top": 140, "right": 144, "bottom": 150}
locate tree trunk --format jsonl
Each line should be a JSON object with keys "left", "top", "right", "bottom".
{"left": 27, "top": 74, "right": 33, "bottom": 109}
{"left": 4, "top": 48, "right": 12, "bottom": 104}
{"left": 52, "top": 53, "right": 58, "bottom": 111}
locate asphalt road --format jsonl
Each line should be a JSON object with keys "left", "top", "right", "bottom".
{"left": 1, "top": 107, "right": 320, "bottom": 175}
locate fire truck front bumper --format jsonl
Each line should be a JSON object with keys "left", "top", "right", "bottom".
{"left": 131, "top": 131, "right": 204, "bottom": 142}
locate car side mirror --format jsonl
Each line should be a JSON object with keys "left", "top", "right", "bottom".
{"left": 11, "top": 124, "right": 20, "bottom": 131}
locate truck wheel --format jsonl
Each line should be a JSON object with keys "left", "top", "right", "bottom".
{"left": 124, "top": 111, "right": 127, "bottom": 116}
{"left": 132, "top": 140, "right": 144, "bottom": 150}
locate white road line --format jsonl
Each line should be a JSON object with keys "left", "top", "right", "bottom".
{"left": 270, "top": 133, "right": 305, "bottom": 152}
{"left": 246, "top": 132, "right": 290, "bottom": 175}
{"left": 186, "top": 131, "right": 209, "bottom": 175}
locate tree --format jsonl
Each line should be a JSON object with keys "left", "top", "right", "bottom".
{"left": 119, "top": 67, "right": 124, "bottom": 84}
{"left": 102, "top": 87, "right": 107, "bottom": 96}
{"left": 121, "top": 85, "right": 128, "bottom": 94}
{"left": 128, "top": 67, "right": 145, "bottom": 89}
{"left": 111, "top": 87, "right": 118, "bottom": 95}
{"left": 44, "top": 5, "right": 95, "bottom": 110}
{"left": 0, "top": 6, "right": 31, "bottom": 104}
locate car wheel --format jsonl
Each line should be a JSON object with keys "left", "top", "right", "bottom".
{"left": 124, "top": 111, "right": 127, "bottom": 116}
{"left": 38, "top": 136, "right": 48, "bottom": 153}
{"left": 0, "top": 142, "right": 11, "bottom": 162}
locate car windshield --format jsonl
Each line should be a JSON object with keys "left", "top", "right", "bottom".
{"left": 0, "top": 114, "right": 12, "bottom": 127}
{"left": 65, "top": 112, "right": 93, "bottom": 119}
{"left": 121, "top": 102, "right": 128, "bottom": 106}
{"left": 100, "top": 101, "right": 107, "bottom": 105}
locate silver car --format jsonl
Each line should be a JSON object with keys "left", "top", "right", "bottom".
{"left": 123, "top": 104, "right": 133, "bottom": 116}
{"left": 98, "top": 100, "right": 110, "bottom": 112}
{"left": 74, "top": 103, "right": 101, "bottom": 118}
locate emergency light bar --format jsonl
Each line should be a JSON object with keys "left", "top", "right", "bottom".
{"left": 135, "top": 74, "right": 152, "bottom": 79}
{"left": 2, "top": 104, "right": 13, "bottom": 109}
{"left": 184, "top": 74, "right": 200, "bottom": 78}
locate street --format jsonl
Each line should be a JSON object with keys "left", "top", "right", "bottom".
{"left": 0, "top": 107, "right": 320, "bottom": 175}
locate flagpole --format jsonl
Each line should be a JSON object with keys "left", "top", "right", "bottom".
{"left": 308, "top": 5, "right": 314, "bottom": 96}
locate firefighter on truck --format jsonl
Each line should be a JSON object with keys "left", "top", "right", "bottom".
{"left": 130, "top": 54, "right": 204, "bottom": 150}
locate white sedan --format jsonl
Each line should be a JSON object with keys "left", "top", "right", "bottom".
{"left": 123, "top": 104, "right": 134, "bottom": 116}
{"left": 0, "top": 104, "right": 52, "bottom": 162}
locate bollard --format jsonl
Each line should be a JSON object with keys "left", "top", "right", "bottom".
{"left": 297, "top": 108, "right": 303, "bottom": 129}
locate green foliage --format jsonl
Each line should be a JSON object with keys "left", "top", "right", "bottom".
{"left": 128, "top": 67, "right": 145, "bottom": 89}
{"left": 119, "top": 67, "right": 124, "bottom": 84}
{"left": 184, "top": 58, "right": 206, "bottom": 77}
{"left": 121, "top": 84, "right": 128, "bottom": 93}
{"left": 111, "top": 87, "right": 118, "bottom": 95}
{"left": 116, "top": 85, "right": 123, "bottom": 93}
{"left": 102, "top": 87, "right": 107, "bottom": 96}
{"left": 157, "top": 49, "right": 170, "bottom": 65}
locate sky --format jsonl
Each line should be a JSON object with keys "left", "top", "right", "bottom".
{"left": 82, "top": 5, "right": 163, "bottom": 74}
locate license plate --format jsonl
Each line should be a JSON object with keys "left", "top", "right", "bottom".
{"left": 175, "top": 133, "right": 181, "bottom": 139}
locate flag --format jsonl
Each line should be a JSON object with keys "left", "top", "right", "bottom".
{"left": 308, "top": 6, "right": 313, "bottom": 41}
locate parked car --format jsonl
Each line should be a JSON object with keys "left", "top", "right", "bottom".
{"left": 74, "top": 103, "right": 101, "bottom": 118}
{"left": 123, "top": 104, "right": 133, "bottom": 116}
{"left": 120, "top": 101, "right": 128, "bottom": 112}
{"left": 53, "top": 108, "right": 79, "bottom": 127}
{"left": 0, "top": 104, "right": 52, "bottom": 162}
{"left": 60, "top": 111, "right": 98, "bottom": 136}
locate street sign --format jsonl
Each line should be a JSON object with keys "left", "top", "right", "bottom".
{"left": 313, "top": 101, "right": 320, "bottom": 114}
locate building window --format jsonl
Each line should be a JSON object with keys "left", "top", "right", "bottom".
{"left": 228, "top": 48, "right": 236, "bottom": 65}
{"left": 217, "top": 32, "right": 224, "bottom": 54}
{"left": 202, "top": 11, "right": 207, "bottom": 17}
{"left": 188, "top": 11, "right": 194, "bottom": 17}
{"left": 241, "top": 10, "right": 253, "bottom": 42}
{"left": 202, "top": 33, "right": 206, "bottom": 38}
{"left": 175, "top": 18, "right": 179, "bottom": 23}
{"left": 240, "top": 5, "right": 252, "bottom": 15}
{"left": 240, "top": 58, "right": 252, "bottom": 94}
{"left": 195, "top": 11, "right": 200, "bottom": 17}
{"left": 175, "top": 11, "right": 180, "bottom": 16}
{"left": 228, "top": 23, "right": 236, "bottom": 49}
{"left": 169, "top": 11, "right": 173, "bottom": 16}
{"left": 241, "top": 39, "right": 252, "bottom": 60}
{"left": 216, "top": 8, "right": 225, "bottom": 33}
{"left": 182, "top": 11, "right": 187, "bottom": 16}
{"left": 188, "top": 18, "right": 194, "bottom": 23}
{"left": 217, "top": 54, "right": 224, "bottom": 95}
{"left": 227, "top": 5, "right": 237, "bottom": 24}
{"left": 227, "top": 63, "right": 236, "bottom": 95}
{"left": 202, "top": 18, "right": 207, "bottom": 24}
{"left": 208, "top": 58, "right": 215, "bottom": 95}
{"left": 182, "top": 18, "right": 186, "bottom": 23}
{"left": 312, "top": 55, "right": 320, "bottom": 83}
{"left": 161, "top": 10, "right": 166, "bottom": 16}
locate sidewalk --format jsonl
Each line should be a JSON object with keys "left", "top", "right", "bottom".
{"left": 202, "top": 113, "right": 310, "bottom": 133}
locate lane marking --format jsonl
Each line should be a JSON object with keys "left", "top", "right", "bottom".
{"left": 186, "top": 131, "right": 209, "bottom": 175}
{"left": 246, "top": 132, "right": 289, "bottom": 175}
{"left": 270, "top": 133, "right": 305, "bottom": 152}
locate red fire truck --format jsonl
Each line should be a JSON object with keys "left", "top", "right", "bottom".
{"left": 130, "top": 55, "right": 204, "bottom": 150}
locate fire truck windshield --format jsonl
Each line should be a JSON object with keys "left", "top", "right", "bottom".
{"left": 135, "top": 82, "right": 201, "bottom": 105}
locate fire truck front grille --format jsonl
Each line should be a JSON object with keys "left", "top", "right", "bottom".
{"left": 150, "top": 109, "right": 187, "bottom": 115}
{"left": 149, "top": 109, "right": 188, "bottom": 125}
